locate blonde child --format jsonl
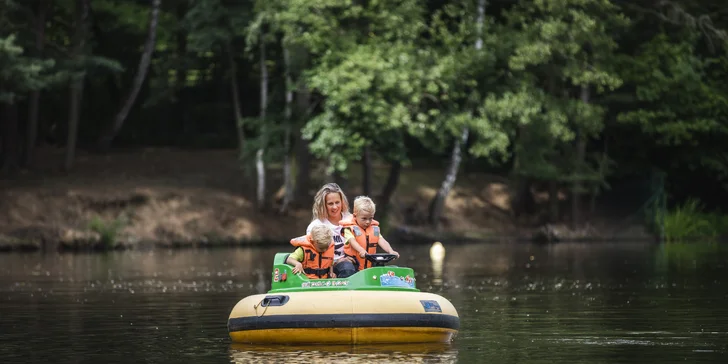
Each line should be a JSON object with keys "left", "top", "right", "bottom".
{"left": 286, "top": 224, "right": 336, "bottom": 279}
{"left": 341, "top": 196, "right": 399, "bottom": 270}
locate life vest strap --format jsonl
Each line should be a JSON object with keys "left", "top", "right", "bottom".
{"left": 303, "top": 267, "right": 330, "bottom": 278}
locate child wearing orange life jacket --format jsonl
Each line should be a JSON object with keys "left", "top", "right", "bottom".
{"left": 341, "top": 196, "right": 399, "bottom": 271}
{"left": 285, "top": 224, "right": 336, "bottom": 279}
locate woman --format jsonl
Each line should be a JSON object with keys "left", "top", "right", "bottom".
{"left": 307, "top": 183, "right": 357, "bottom": 278}
{"left": 306, "top": 183, "right": 352, "bottom": 234}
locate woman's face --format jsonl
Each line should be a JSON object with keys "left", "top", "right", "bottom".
{"left": 325, "top": 192, "right": 342, "bottom": 219}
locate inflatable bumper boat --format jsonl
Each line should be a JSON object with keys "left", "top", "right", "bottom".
{"left": 227, "top": 253, "right": 459, "bottom": 344}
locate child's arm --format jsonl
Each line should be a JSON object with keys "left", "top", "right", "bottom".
{"left": 347, "top": 236, "right": 368, "bottom": 258}
{"left": 343, "top": 228, "right": 367, "bottom": 258}
{"left": 377, "top": 236, "right": 399, "bottom": 258}
{"left": 286, "top": 248, "right": 304, "bottom": 274}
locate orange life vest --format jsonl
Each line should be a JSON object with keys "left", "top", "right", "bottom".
{"left": 340, "top": 216, "right": 380, "bottom": 270}
{"left": 290, "top": 234, "right": 334, "bottom": 279}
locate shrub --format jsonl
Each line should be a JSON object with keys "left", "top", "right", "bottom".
{"left": 663, "top": 199, "right": 718, "bottom": 242}
{"left": 88, "top": 216, "right": 125, "bottom": 248}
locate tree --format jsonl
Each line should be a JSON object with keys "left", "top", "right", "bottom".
{"left": 183, "top": 0, "right": 252, "bottom": 156}
{"left": 96, "top": 0, "right": 161, "bottom": 152}
{"left": 616, "top": 33, "right": 728, "bottom": 185}
{"left": 64, "top": 0, "right": 90, "bottom": 171}
{"left": 479, "top": 0, "right": 627, "bottom": 226}
{"left": 255, "top": 30, "right": 269, "bottom": 210}
{"left": 428, "top": 0, "right": 487, "bottom": 227}
{"left": 0, "top": 32, "right": 55, "bottom": 171}
{"left": 25, "top": 0, "right": 51, "bottom": 167}
{"left": 278, "top": 44, "right": 294, "bottom": 213}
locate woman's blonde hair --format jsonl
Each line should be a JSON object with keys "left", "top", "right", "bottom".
{"left": 311, "top": 183, "right": 350, "bottom": 221}
{"left": 353, "top": 196, "right": 376, "bottom": 215}
{"left": 310, "top": 224, "right": 333, "bottom": 251}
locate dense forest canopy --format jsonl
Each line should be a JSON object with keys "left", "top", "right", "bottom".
{"left": 2, "top": 0, "right": 728, "bottom": 235}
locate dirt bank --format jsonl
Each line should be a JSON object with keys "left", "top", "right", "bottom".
{"left": 0, "top": 147, "right": 653, "bottom": 252}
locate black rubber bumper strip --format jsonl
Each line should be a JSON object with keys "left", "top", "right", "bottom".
{"left": 228, "top": 313, "right": 460, "bottom": 332}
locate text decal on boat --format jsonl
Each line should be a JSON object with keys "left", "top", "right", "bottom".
{"left": 379, "top": 271, "right": 415, "bottom": 288}
{"left": 420, "top": 300, "right": 442, "bottom": 313}
{"left": 301, "top": 280, "right": 349, "bottom": 288}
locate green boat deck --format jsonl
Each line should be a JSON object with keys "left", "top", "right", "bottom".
{"left": 269, "top": 253, "right": 419, "bottom": 293}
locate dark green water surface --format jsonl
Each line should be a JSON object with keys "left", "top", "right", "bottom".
{"left": 1, "top": 242, "right": 726, "bottom": 363}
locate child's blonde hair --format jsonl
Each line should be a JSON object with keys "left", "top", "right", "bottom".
{"left": 353, "top": 196, "right": 376, "bottom": 215}
{"left": 310, "top": 224, "right": 333, "bottom": 252}
{"left": 311, "top": 183, "right": 350, "bottom": 221}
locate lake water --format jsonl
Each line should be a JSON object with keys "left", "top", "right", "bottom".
{"left": 1, "top": 242, "right": 727, "bottom": 363}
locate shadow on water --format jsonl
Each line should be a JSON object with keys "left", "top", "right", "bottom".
{"left": 1, "top": 241, "right": 727, "bottom": 363}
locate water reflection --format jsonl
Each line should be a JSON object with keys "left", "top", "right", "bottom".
{"left": 1, "top": 242, "right": 727, "bottom": 363}
{"left": 430, "top": 241, "right": 445, "bottom": 285}
{"left": 229, "top": 343, "right": 457, "bottom": 363}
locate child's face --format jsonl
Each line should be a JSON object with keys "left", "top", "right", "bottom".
{"left": 354, "top": 210, "right": 375, "bottom": 229}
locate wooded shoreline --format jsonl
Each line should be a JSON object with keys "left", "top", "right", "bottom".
{"left": 3, "top": 1, "right": 728, "bottom": 249}
{"left": 0, "top": 148, "right": 658, "bottom": 253}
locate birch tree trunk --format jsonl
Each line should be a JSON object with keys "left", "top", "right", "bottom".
{"left": 64, "top": 0, "right": 89, "bottom": 171}
{"left": 228, "top": 43, "right": 245, "bottom": 155}
{"left": 429, "top": 127, "right": 469, "bottom": 226}
{"left": 256, "top": 32, "right": 268, "bottom": 210}
{"left": 25, "top": 0, "right": 49, "bottom": 168}
{"left": 97, "top": 0, "right": 160, "bottom": 152}
{"left": 572, "top": 84, "right": 590, "bottom": 228}
{"left": 174, "top": 1, "right": 188, "bottom": 140}
{"left": 428, "top": 0, "right": 485, "bottom": 227}
{"left": 293, "top": 85, "right": 312, "bottom": 204}
{"left": 279, "top": 46, "right": 294, "bottom": 214}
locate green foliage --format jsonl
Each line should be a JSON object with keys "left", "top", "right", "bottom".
{"left": 88, "top": 216, "right": 126, "bottom": 248}
{"left": 479, "top": 0, "right": 628, "bottom": 187}
{"left": 303, "top": 42, "right": 447, "bottom": 173}
{"left": 298, "top": 0, "right": 440, "bottom": 173}
{"left": 4, "top": 0, "right": 728, "bottom": 234}
{"left": 0, "top": 35, "right": 55, "bottom": 103}
{"left": 616, "top": 34, "right": 728, "bottom": 145}
{"left": 184, "top": 0, "right": 251, "bottom": 51}
{"left": 615, "top": 29, "right": 728, "bottom": 188}
{"left": 663, "top": 198, "right": 726, "bottom": 242}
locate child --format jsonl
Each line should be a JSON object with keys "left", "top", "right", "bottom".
{"left": 341, "top": 196, "right": 399, "bottom": 271}
{"left": 286, "top": 224, "right": 336, "bottom": 279}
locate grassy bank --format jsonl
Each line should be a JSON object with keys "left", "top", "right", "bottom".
{"left": 663, "top": 199, "right": 728, "bottom": 242}
{"left": 0, "top": 147, "right": 655, "bottom": 252}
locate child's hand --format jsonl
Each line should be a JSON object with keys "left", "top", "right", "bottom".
{"left": 390, "top": 250, "right": 400, "bottom": 258}
{"left": 359, "top": 251, "right": 366, "bottom": 258}
{"left": 291, "top": 262, "right": 303, "bottom": 274}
